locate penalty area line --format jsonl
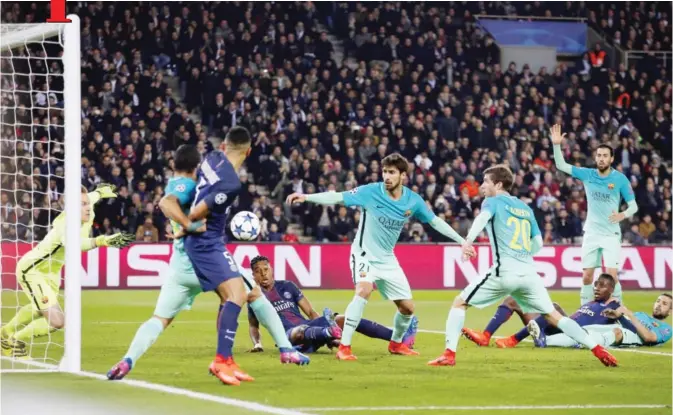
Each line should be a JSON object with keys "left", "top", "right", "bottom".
{"left": 416, "top": 329, "right": 673, "bottom": 357}
{"left": 294, "top": 404, "right": 670, "bottom": 412}
{"left": 0, "top": 357, "right": 314, "bottom": 415}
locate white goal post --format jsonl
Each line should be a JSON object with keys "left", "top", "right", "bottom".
{"left": 0, "top": 15, "right": 81, "bottom": 373}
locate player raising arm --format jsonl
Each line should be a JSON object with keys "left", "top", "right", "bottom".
{"left": 184, "top": 127, "right": 308, "bottom": 387}
{"left": 1, "top": 185, "right": 133, "bottom": 358}
{"left": 428, "top": 165, "right": 619, "bottom": 367}
{"left": 287, "top": 153, "right": 466, "bottom": 361}
{"left": 248, "top": 255, "right": 418, "bottom": 354}
{"left": 107, "top": 145, "right": 206, "bottom": 379}
{"left": 551, "top": 124, "right": 638, "bottom": 304}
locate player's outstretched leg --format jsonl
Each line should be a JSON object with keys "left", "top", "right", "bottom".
{"left": 389, "top": 300, "right": 419, "bottom": 356}
{"left": 428, "top": 296, "right": 466, "bottom": 367}
{"left": 248, "top": 292, "right": 310, "bottom": 366}
{"left": 1, "top": 304, "right": 39, "bottom": 358}
{"left": 545, "top": 311, "right": 618, "bottom": 367}
{"left": 107, "top": 317, "right": 166, "bottom": 380}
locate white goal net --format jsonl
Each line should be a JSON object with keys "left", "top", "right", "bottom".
{"left": 0, "top": 16, "right": 81, "bottom": 372}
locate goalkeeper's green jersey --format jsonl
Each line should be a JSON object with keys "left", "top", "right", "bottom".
{"left": 16, "top": 192, "right": 99, "bottom": 276}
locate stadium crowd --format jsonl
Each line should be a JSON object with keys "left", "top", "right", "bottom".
{"left": 0, "top": 2, "right": 671, "bottom": 246}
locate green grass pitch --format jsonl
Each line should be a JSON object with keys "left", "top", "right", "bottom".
{"left": 1, "top": 289, "right": 671, "bottom": 415}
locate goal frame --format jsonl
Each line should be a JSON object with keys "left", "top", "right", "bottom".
{"left": 0, "top": 14, "right": 81, "bottom": 373}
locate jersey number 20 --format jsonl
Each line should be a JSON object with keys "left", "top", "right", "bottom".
{"left": 507, "top": 217, "right": 531, "bottom": 252}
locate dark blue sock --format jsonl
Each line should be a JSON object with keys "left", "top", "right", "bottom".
{"left": 356, "top": 318, "right": 393, "bottom": 341}
{"left": 484, "top": 305, "right": 513, "bottom": 336}
{"left": 513, "top": 326, "right": 530, "bottom": 342}
{"left": 216, "top": 301, "right": 241, "bottom": 359}
{"left": 304, "top": 326, "right": 331, "bottom": 342}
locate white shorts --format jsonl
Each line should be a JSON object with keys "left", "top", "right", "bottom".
{"left": 350, "top": 252, "right": 411, "bottom": 301}
{"left": 618, "top": 327, "right": 644, "bottom": 346}
{"left": 460, "top": 268, "right": 555, "bottom": 314}
{"left": 581, "top": 233, "right": 621, "bottom": 269}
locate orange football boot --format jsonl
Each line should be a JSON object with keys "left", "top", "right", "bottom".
{"left": 591, "top": 345, "right": 618, "bottom": 367}
{"left": 388, "top": 341, "right": 420, "bottom": 356}
{"left": 209, "top": 356, "right": 243, "bottom": 386}
{"left": 336, "top": 344, "right": 357, "bottom": 361}
{"left": 495, "top": 335, "right": 519, "bottom": 348}
{"left": 462, "top": 327, "right": 491, "bottom": 346}
{"left": 427, "top": 350, "right": 456, "bottom": 366}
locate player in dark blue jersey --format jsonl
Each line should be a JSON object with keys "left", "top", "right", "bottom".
{"left": 184, "top": 127, "right": 307, "bottom": 387}
{"left": 247, "top": 256, "right": 418, "bottom": 354}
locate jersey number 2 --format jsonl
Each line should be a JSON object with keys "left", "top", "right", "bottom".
{"left": 507, "top": 217, "right": 531, "bottom": 252}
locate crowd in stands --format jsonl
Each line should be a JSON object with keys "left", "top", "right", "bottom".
{"left": 0, "top": 2, "right": 670, "bottom": 246}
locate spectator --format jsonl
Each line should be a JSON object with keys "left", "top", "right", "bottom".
{"left": 136, "top": 215, "right": 159, "bottom": 242}
{"left": 639, "top": 215, "right": 657, "bottom": 240}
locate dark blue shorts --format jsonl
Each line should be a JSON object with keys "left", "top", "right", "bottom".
{"left": 288, "top": 317, "right": 332, "bottom": 353}
{"left": 184, "top": 245, "right": 243, "bottom": 292}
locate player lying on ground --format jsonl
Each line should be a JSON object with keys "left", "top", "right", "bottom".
{"left": 184, "top": 127, "right": 308, "bottom": 387}
{"left": 247, "top": 255, "right": 418, "bottom": 354}
{"left": 529, "top": 292, "right": 672, "bottom": 349}
{"left": 287, "top": 153, "right": 466, "bottom": 361}
{"left": 428, "top": 165, "right": 619, "bottom": 367}
{"left": 1, "top": 185, "right": 133, "bottom": 358}
{"left": 475, "top": 274, "right": 634, "bottom": 348}
{"left": 551, "top": 124, "right": 638, "bottom": 304}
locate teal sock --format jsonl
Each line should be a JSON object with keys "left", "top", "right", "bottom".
{"left": 580, "top": 284, "right": 594, "bottom": 305}
{"left": 557, "top": 316, "right": 597, "bottom": 349}
{"left": 613, "top": 282, "right": 623, "bottom": 303}
{"left": 124, "top": 317, "right": 164, "bottom": 364}
{"left": 445, "top": 307, "right": 465, "bottom": 352}
{"left": 249, "top": 296, "right": 293, "bottom": 349}
{"left": 391, "top": 312, "right": 413, "bottom": 343}
{"left": 341, "top": 296, "right": 367, "bottom": 346}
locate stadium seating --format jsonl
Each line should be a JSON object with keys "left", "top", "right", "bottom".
{"left": 0, "top": 2, "right": 670, "bottom": 245}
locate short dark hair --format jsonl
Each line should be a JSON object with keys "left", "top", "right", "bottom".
{"left": 381, "top": 153, "right": 409, "bottom": 174}
{"left": 661, "top": 293, "right": 672, "bottom": 300}
{"left": 597, "top": 273, "right": 616, "bottom": 287}
{"left": 225, "top": 126, "right": 252, "bottom": 147}
{"left": 250, "top": 255, "right": 270, "bottom": 271}
{"left": 597, "top": 144, "right": 614, "bottom": 157}
{"left": 483, "top": 164, "right": 514, "bottom": 192}
{"left": 174, "top": 144, "right": 201, "bottom": 173}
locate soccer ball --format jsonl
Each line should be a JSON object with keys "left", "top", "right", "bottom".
{"left": 230, "top": 211, "right": 261, "bottom": 241}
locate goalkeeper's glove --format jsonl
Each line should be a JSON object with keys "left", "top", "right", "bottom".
{"left": 95, "top": 232, "right": 135, "bottom": 248}
{"left": 95, "top": 183, "right": 118, "bottom": 199}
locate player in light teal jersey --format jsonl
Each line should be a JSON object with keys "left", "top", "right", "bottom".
{"left": 429, "top": 165, "right": 619, "bottom": 368}
{"left": 602, "top": 293, "right": 672, "bottom": 347}
{"left": 108, "top": 145, "right": 205, "bottom": 380}
{"left": 550, "top": 124, "right": 638, "bottom": 305}
{"left": 287, "top": 153, "right": 466, "bottom": 360}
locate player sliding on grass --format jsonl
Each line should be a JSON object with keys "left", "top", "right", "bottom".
{"left": 287, "top": 153, "right": 466, "bottom": 360}
{"left": 428, "top": 165, "right": 619, "bottom": 367}
{"left": 551, "top": 124, "right": 638, "bottom": 304}
{"left": 1, "top": 185, "right": 133, "bottom": 358}
{"left": 107, "top": 144, "right": 308, "bottom": 383}
{"left": 185, "top": 128, "right": 308, "bottom": 386}
{"left": 247, "top": 255, "right": 418, "bottom": 354}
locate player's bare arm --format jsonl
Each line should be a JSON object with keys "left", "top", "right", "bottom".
{"left": 287, "top": 191, "right": 344, "bottom": 206}
{"left": 160, "top": 194, "right": 206, "bottom": 233}
{"left": 188, "top": 200, "right": 210, "bottom": 222}
{"left": 248, "top": 312, "right": 264, "bottom": 352}
{"left": 550, "top": 124, "right": 572, "bottom": 175}
{"left": 602, "top": 306, "right": 657, "bottom": 344}
{"left": 298, "top": 296, "right": 321, "bottom": 320}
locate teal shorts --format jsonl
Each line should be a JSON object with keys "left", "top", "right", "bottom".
{"left": 581, "top": 233, "right": 621, "bottom": 270}
{"left": 460, "top": 268, "right": 555, "bottom": 315}
{"left": 350, "top": 251, "right": 412, "bottom": 301}
{"left": 153, "top": 249, "right": 203, "bottom": 319}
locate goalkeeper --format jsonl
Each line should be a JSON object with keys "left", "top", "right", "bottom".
{"left": 1, "top": 184, "right": 134, "bottom": 358}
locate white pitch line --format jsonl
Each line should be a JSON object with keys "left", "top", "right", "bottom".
{"left": 0, "top": 357, "right": 314, "bottom": 415}
{"left": 416, "top": 329, "right": 673, "bottom": 357}
{"left": 294, "top": 404, "right": 670, "bottom": 412}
